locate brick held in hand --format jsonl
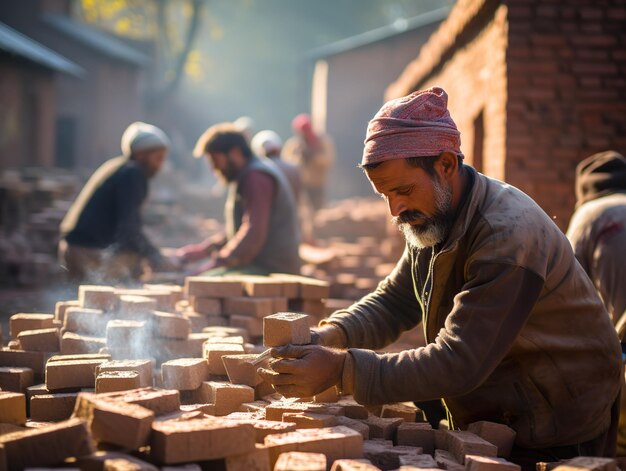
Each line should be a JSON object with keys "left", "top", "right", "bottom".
{"left": 9, "top": 313, "right": 54, "bottom": 338}
{"left": 468, "top": 421, "right": 517, "bottom": 458}
{"left": 0, "top": 418, "right": 94, "bottom": 470}
{"left": 0, "top": 392, "right": 27, "bottom": 425}
{"left": 95, "top": 370, "right": 142, "bottom": 394}
{"left": 79, "top": 285, "right": 117, "bottom": 311}
{"left": 30, "top": 392, "right": 78, "bottom": 422}
{"left": 161, "top": 358, "right": 210, "bottom": 391}
{"left": 263, "top": 312, "right": 311, "bottom": 347}
{"left": 184, "top": 276, "right": 245, "bottom": 298}
{"left": 150, "top": 417, "right": 256, "bottom": 464}
{"left": 275, "top": 451, "right": 326, "bottom": 471}
{"left": 0, "top": 366, "right": 34, "bottom": 392}
{"left": 17, "top": 327, "right": 61, "bottom": 353}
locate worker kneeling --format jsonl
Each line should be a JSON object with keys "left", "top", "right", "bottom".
{"left": 259, "top": 87, "right": 622, "bottom": 469}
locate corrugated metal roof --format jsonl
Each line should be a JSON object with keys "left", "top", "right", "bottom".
{"left": 43, "top": 13, "right": 149, "bottom": 66}
{"left": 307, "top": 6, "right": 451, "bottom": 59}
{"left": 0, "top": 21, "right": 84, "bottom": 76}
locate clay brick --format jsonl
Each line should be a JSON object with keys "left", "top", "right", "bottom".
{"left": 331, "top": 459, "right": 379, "bottom": 470}
{"left": 204, "top": 381, "right": 255, "bottom": 416}
{"left": 360, "top": 415, "right": 403, "bottom": 440}
{"left": 446, "top": 431, "right": 497, "bottom": 464}
{"left": 75, "top": 451, "right": 159, "bottom": 471}
{"left": 553, "top": 457, "right": 617, "bottom": 471}
{"left": 397, "top": 422, "right": 435, "bottom": 454}
{"left": 314, "top": 386, "right": 340, "bottom": 403}
{"left": 30, "top": 393, "right": 77, "bottom": 422}
{"left": 226, "top": 419, "right": 297, "bottom": 443}
{"left": 337, "top": 416, "right": 370, "bottom": 440}
{"left": 61, "top": 332, "right": 106, "bottom": 355}
{"left": 180, "top": 403, "right": 217, "bottom": 415}
{"left": 95, "top": 371, "right": 142, "bottom": 393}
{"left": 468, "top": 421, "right": 516, "bottom": 458}
{"left": 264, "top": 426, "right": 363, "bottom": 469}
{"left": 150, "top": 417, "right": 256, "bottom": 464}
{"left": 289, "top": 299, "right": 327, "bottom": 318}
{"left": 191, "top": 297, "right": 222, "bottom": 316}
{"left": 465, "top": 454, "right": 521, "bottom": 471}
{"left": 381, "top": 403, "right": 418, "bottom": 422}
{"left": 223, "top": 354, "right": 264, "bottom": 386}
{"left": 230, "top": 315, "right": 263, "bottom": 337}
{"left": 224, "top": 297, "right": 275, "bottom": 318}
{"left": 54, "top": 300, "right": 80, "bottom": 324}
{"left": 79, "top": 285, "right": 117, "bottom": 311}
{"left": 225, "top": 443, "right": 271, "bottom": 471}
{"left": 207, "top": 335, "right": 245, "bottom": 344}
{"left": 203, "top": 342, "right": 245, "bottom": 375}
{"left": 435, "top": 449, "right": 464, "bottom": 471}
{"left": 17, "top": 328, "right": 60, "bottom": 352}
{"left": 0, "top": 392, "right": 26, "bottom": 425}
{"left": 118, "top": 294, "right": 157, "bottom": 320}
{"left": 243, "top": 277, "right": 285, "bottom": 297}
{"left": 0, "top": 418, "right": 94, "bottom": 470}
{"left": 363, "top": 440, "right": 421, "bottom": 470}
{"left": 64, "top": 307, "right": 106, "bottom": 334}
{"left": 273, "top": 297, "right": 289, "bottom": 313}
{"left": 161, "top": 358, "right": 209, "bottom": 390}
{"left": 337, "top": 397, "right": 369, "bottom": 419}
{"left": 7, "top": 340, "right": 21, "bottom": 350}
{"left": 400, "top": 453, "right": 438, "bottom": 468}
{"left": 0, "top": 367, "right": 34, "bottom": 392}
{"left": 95, "top": 360, "right": 154, "bottom": 388}
{"left": 269, "top": 275, "right": 301, "bottom": 298}
{"left": 105, "top": 320, "right": 146, "bottom": 355}
{"left": 9, "top": 313, "right": 54, "bottom": 338}
{"left": 94, "top": 387, "right": 180, "bottom": 416}
{"left": 275, "top": 451, "right": 327, "bottom": 471}
{"left": 203, "top": 326, "right": 249, "bottom": 342}
{"left": 151, "top": 311, "right": 191, "bottom": 339}
{"left": 47, "top": 353, "right": 111, "bottom": 363}
{"left": 45, "top": 358, "right": 106, "bottom": 391}
{"left": 270, "top": 275, "right": 330, "bottom": 299}
{"left": 185, "top": 276, "right": 244, "bottom": 298}
{"left": 73, "top": 392, "right": 154, "bottom": 449}
{"left": 283, "top": 411, "right": 338, "bottom": 429}
{"left": 263, "top": 313, "right": 311, "bottom": 347}
{"left": 266, "top": 401, "right": 345, "bottom": 422}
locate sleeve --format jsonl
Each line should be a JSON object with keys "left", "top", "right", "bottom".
{"left": 344, "top": 261, "right": 544, "bottom": 405}
{"left": 114, "top": 168, "right": 160, "bottom": 261}
{"left": 321, "top": 247, "right": 423, "bottom": 350}
{"left": 215, "top": 170, "right": 276, "bottom": 267}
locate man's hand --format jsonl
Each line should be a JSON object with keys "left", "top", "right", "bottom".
{"left": 176, "top": 243, "right": 211, "bottom": 263}
{"left": 257, "top": 344, "right": 346, "bottom": 398}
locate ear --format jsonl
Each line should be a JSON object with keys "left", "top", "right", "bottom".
{"left": 435, "top": 151, "right": 458, "bottom": 182}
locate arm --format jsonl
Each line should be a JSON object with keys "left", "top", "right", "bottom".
{"left": 318, "top": 247, "right": 422, "bottom": 350}
{"left": 344, "top": 261, "right": 544, "bottom": 405}
{"left": 213, "top": 170, "right": 276, "bottom": 268}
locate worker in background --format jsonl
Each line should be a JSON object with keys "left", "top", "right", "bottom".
{"left": 566, "top": 150, "right": 626, "bottom": 456}
{"left": 251, "top": 129, "right": 301, "bottom": 203}
{"left": 233, "top": 116, "right": 255, "bottom": 142}
{"left": 260, "top": 88, "right": 622, "bottom": 469}
{"left": 283, "top": 113, "right": 335, "bottom": 214}
{"left": 59, "top": 122, "right": 174, "bottom": 283}
{"left": 177, "top": 123, "right": 300, "bottom": 275}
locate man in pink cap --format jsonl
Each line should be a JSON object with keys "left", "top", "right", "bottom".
{"left": 260, "top": 87, "right": 622, "bottom": 467}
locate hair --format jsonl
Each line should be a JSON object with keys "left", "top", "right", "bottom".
{"left": 360, "top": 153, "right": 464, "bottom": 175}
{"left": 193, "top": 123, "right": 253, "bottom": 159}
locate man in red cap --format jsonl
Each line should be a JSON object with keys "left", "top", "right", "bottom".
{"left": 260, "top": 87, "right": 622, "bottom": 468}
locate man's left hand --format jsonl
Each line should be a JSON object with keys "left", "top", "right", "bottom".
{"left": 257, "top": 344, "right": 346, "bottom": 398}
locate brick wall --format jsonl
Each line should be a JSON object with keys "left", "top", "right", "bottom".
{"left": 505, "top": 0, "right": 626, "bottom": 229}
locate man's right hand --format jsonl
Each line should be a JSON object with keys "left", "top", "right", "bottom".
{"left": 310, "top": 324, "right": 348, "bottom": 349}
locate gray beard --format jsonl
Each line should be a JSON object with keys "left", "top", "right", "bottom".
{"left": 395, "top": 179, "right": 453, "bottom": 250}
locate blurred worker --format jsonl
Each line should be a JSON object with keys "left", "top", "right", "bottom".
{"left": 283, "top": 113, "right": 335, "bottom": 213}
{"left": 251, "top": 129, "right": 301, "bottom": 202}
{"left": 59, "top": 122, "right": 173, "bottom": 283}
{"left": 567, "top": 151, "right": 626, "bottom": 329}
{"left": 177, "top": 123, "right": 300, "bottom": 275}
{"left": 233, "top": 116, "right": 255, "bottom": 142}
{"left": 260, "top": 88, "right": 622, "bottom": 469}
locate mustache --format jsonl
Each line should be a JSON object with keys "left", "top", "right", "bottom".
{"left": 392, "top": 210, "right": 427, "bottom": 225}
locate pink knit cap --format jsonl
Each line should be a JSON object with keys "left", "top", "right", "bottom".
{"left": 362, "top": 87, "right": 463, "bottom": 166}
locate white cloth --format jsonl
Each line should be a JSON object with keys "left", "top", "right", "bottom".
{"left": 121, "top": 121, "right": 170, "bottom": 156}
{"left": 251, "top": 130, "right": 283, "bottom": 156}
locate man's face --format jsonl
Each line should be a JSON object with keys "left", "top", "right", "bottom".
{"left": 366, "top": 158, "right": 454, "bottom": 250}
{"left": 206, "top": 151, "right": 239, "bottom": 183}
{"left": 135, "top": 148, "right": 167, "bottom": 177}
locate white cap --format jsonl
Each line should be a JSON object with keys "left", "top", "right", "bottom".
{"left": 251, "top": 130, "right": 283, "bottom": 156}
{"left": 233, "top": 116, "right": 255, "bottom": 135}
{"left": 121, "top": 121, "right": 170, "bottom": 157}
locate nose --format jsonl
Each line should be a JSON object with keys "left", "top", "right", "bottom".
{"left": 387, "top": 195, "right": 408, "bottom": 218}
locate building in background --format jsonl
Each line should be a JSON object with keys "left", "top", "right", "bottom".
{"left": 387, "top": 0, "right": 626, "bottom": 229}
{"left": 0, "top": 0, "right": 151, "bottom": 170}
{"left": 307, "top": 7, "right": 449, "bottom": 198}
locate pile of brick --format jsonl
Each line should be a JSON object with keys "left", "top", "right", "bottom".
{"left": 0, "top": 276, "right": 616, "bottom": 470}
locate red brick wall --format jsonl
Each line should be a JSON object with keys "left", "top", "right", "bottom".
{"left": 505, "top": 0, "right": 626, "bottom": 229}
